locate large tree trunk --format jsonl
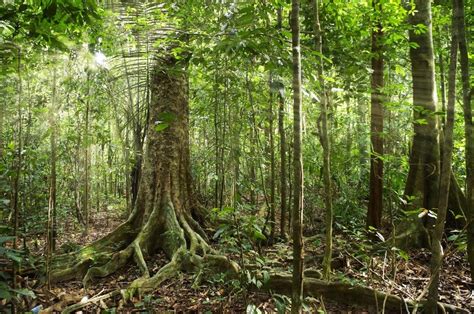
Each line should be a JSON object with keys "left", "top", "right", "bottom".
{"left": 455, "top": 0, "right": 474, "bottom": 281}
{"left": 49, "top": 55, "right": 238, "bottom": 297}
{"left": 401, "top": 0, "right": 466, "bottom": 249}
{"left": 404, "top": 0, "right": 440, "bottom": 213}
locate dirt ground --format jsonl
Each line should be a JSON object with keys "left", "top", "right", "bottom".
{"left": 5, "top": 209, "right": 473, "bottom": 313}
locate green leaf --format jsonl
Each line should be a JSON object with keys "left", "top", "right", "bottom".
{"left": 0, "top": 288, "right": 12, "bottom": 301}
{"left": 414, "top": 118, "right": 427, "bottom": 125}
{"left": 212, "top": 225, "right": 228, "bottom": 240}
{"left": 6, "top": 251, "right": 22, "bottom": 263}
{"left": 0, "top": 236, "right": 15, "bottom": 244}
{"left": 392, "top": 247, "right": 409, "bottom": 261}
{"left": 157, "top": 112, "right": 176, "bottom": 123}
{"left": 253, "top": 230, "right": 266, "bottom": 241}
{"left": 154, "top": 123, "right": 169, "bottom": 132}
{"left": 12, "top": 288, "right": 35, "bottom": 298}
{"left": 154, "top": 112, "right": 176, "bottom": 132}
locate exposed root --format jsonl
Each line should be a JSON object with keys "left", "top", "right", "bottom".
{"left": 86, "top": 212, "right": 235, "bottom": 299}
{"left": 185, "top": 212, "right": 209, "bottom": 242}
{"left": 82, "top": 246, "right": 133, "bottom": 288}
{"left": 179, "top": 213, "right": 211, "bottom": 255}
{"left": 120, "top": 244, "right": 239, "bottom": 302}
{"left": 133, "top": 241, "right": 149, "bottom": 278}
{"left": 263, "top": 274, "right": 469, "bottom": 313}
{"left": 122, "top": 248, "right": 184, "bottom": 301}
{"left": 201, "top": 254, "right": 240, "bottom": 275}
{"left": 49, "top": 218, "right": 139, "bottom": 283}
{"left": 50, "top": 194, "right": 240, "bottom": 311}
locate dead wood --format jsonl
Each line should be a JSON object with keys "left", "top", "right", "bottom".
{"left": 264, "top": 274, "right": 468, "bottom": 313}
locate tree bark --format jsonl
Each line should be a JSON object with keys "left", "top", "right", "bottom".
{"left": 455, "top": 0, "right": 474, "bottom": 281}
{"left": 50, "top": 54, "right": 238, "bottom": 298}
{"left": 0, "top": 92, "right": 3, "bottom": 161}
{"left": 313, "top": 0, "right": 333, "bottom": 280}
{"left": 367, "top": 0, "right": 384, "bottom": 231}
{"left": 12, "top": 47, "right": 23, "bottom": 310}
{"left": 46, "top": 64, "right": 58, "bottom": 288}
{"left": 405, "top": 0, "right": 440, "bottom": 213}
{"left": 83, "top": 72, "right": 91, "bottom": 235}
{"left": 277, "top": 7, "right": 288, "bottom": 241}
{"left": 264, "top": 274, "right": 468, "bottom": 313}
{"left": 268, "top": 75, "right": 276, "bottom": 242}
{"left": 278, "top": 92, "right": 288, "bottom": 237}
{"left": 291, "top": 0, "right": 304, "bottom": 311}
{"left": 426, "top": 8, "right": 457, "bottom": 310}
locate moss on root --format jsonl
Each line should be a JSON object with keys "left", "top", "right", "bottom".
{"left": 48, "top": 199, "right": 240, "bottom": 303}
{"left": 49, "top": 219, "right": 139, "bottom": 283}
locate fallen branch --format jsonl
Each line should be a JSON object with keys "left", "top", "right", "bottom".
{"left": 62, "top": 290, "right": 120, "bottom": 314}
{"left": 264, "top": 274, "right": 468, "bottom": 313}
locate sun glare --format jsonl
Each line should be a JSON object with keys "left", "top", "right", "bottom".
{"left": 94, "top": 51, "right": 108, "bottom": 68}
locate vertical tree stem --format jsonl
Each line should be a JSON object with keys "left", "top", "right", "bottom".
{"left": 291, "top": 0, "right": 304, "bottom": 311}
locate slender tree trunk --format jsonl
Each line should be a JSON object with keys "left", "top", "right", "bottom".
{"left": 219, "top": 63, "right": 228, "bottom": 209}
{"left": 367, "top": 0, "right": 384, "bottom": 230}
{"left": 313, "top": 0, "right": 333, "bottom": 280}
{"left": 133, "top": 39, "right": 142, "bottom": 210}
{"left": 357, "top": 100, "right": 368, "bottom": 182}
{"left": 213, "top": 68, "right": 220, "bottom": 209}
{"left": 74, "top": 134, "right": 84, "bottom": 225}
{"left": 103, "top": 140, "right": 108, "bottom": 212}
{"left": 456, "top": 0, "right": 474, "bottom": 281}
{"left": 277, "top": 7, "right": 288, "bottom": 240}
{"left": 47, "top": 65, "right": 58, "bottom": 288}
{"left": 230, "top": 104, "right": 241, "bottom": 208}
{"left": 426, "top": 8, "right": 458, "bottom": 311}
{"left": 124, "top": 129, "right": 131, "bottom": 212}
{"left": 288, "top": 137, "right": 293, "bottom": 232}
{"left": 268, "top": 75, "right": 276, "bottom": 242}
{"left": 291, "top": 0, "right": 304, "bottom": 311}
{"left": 83, "top": 72, "right": 91, "bottom": 235}
{"left": 247, "top": 70, "right": 272, "bottom": 213}
{"left": 279, "top": 91, "right": 288, "bottom": 239}
{"left": 51, "top": 66, "right": 57, "bottom": 251}
{"left": 131, "top": 131, "right": 143, "bottom": 209}
{"left": 11, "top": 48, "right": 22, "bottom": 314}
{"left": 107, "top": 134, "right": 113, "bottom": 201}
{"left": 0, "top": 95, "right": 3, "bottom": 161}
{"left": 438, "top": 47, "right": 447, "bottom": 126}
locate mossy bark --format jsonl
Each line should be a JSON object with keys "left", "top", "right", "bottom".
{"left": 49, "top": 55, "right": 238, "bottom": 295}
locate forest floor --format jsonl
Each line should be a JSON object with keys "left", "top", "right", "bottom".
{"left": 9, "top": 210, "right": 474, "bottom": 313}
